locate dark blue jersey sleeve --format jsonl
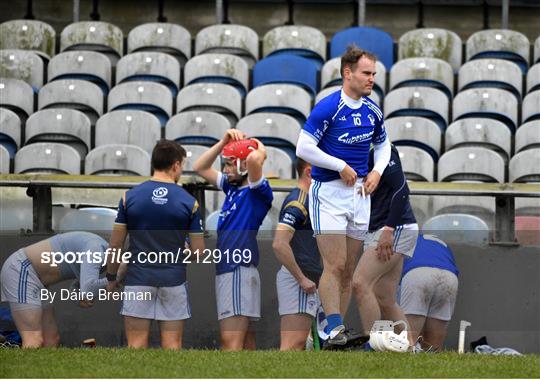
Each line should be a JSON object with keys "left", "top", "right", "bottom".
{"left": 189, "top": 200, "right": 204, "bottom": 234}
{"left": 381, "top": 153, "right": 410, "bottom": 228}
{"left": 115, "top": 194, "right": 127, "bottom": 225}
{"left": 278, "top": 200, "right": 308, "bottom": 230}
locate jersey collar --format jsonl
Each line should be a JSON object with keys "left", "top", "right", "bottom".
{"left": 341, "top": 89, "right": 364, "bottom": 110}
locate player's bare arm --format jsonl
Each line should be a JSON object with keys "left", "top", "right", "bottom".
{"left": 106, "top": 223, "right": 127, "bottom": 291}
{"left": 246, "top": 138, "right": 266, "bottom": 183}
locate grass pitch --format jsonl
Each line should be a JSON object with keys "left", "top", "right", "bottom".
{"left": 1, "top": 349, "right": 539, "bottom": 378}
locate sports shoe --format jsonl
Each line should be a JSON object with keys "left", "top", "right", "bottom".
{"left": 323, "top": 328, "right": 370, "bottom": 350}
{"left": 326, "top": 325, "right": 347, "bottom": 345}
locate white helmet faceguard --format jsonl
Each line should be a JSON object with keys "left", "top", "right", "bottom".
{"left": 369, "top": 320, "right": 411, "bottom": 353}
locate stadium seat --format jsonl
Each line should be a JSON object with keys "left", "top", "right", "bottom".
{"left": 389, "top": 57, "right": 453, "bottom": 100}
{"left": 116, "top": 52, "right": 180, "bottom": 97}
{"left": 60, "top": 21, "right": 123, "bottom": 66}
{"left": 515, "top": 216, "right": 540, "bottom": 246}
{"left": 25, "top": 109, "right": 92, "bottom": 158}
{"left": 452, "top": 88, "right": 518, "bottom": 133}
{"left": 176, "top": 83, "right": 242, "bottom": 125}
{"left": 245, "top": 84, "right": 311, "bottom": 124}
{"left": 195, "top": 24, "right": 259, "bottom": 68}
{"left": 236, "top": 113, "right": 301, "bottom": 160}
{"left": 398, "top": 28, "right": 462, "bottom": 72}
{"left": 263, "top": 146, "right": 294, "bottom": 179}
{"left": 48, "top": 51, "right": 112, "bottom": 94}
{"left": 458, "top": 58, "right": 522, "bottom": 101}
{"left": 0, "top": 145, "right": 10, "bottom": 173}
{"left": 0, "top": 20, "right": 56, "bottom": 61}
{"left": 422, "top": 213, "right": 490, "bottom": 246}
{"left": 85, "top": 144, "right": 151, "bottom": 176}
{"left": 466, "top": 29, "right": 530, "bottom": 73}
{"left": 0, "top": 187, "right": 32, "bottom": 230}
{"left": 253, "top": 55, "right": 319, "bottom": 98}
{"left": 95, "top": 110, "right": 161, "bottom": 154}
{"left": 321, "top": 57, "right": 386, "bottom": 99}
{"left": 445, "top": 118, "right": 511, "bottom": 162}
{"left": 184, "top": 54, "right": 249, "bottom": 97}
{"left": 535, "top": 35, "right": 540, "bottom": 64}
{"left": 0, "top": 50, "right": 44, "bottom": 91}
{"left": 108, "top": 81, "right": 172, "bottom": 127}
{"left": 438, "top": 146, "right": 505, "bottom": 183}
{"left": 182, "top": 144, "right": 221, "bottom": 174}
{"left": 315, "top": 86, "right": 380, "bottom": 106}
{"left": 509, "top": 149, "right": 540, "bottom": 183}
{"left": 0, "top": 108, "right": 21, "bottom": 158}
{"left": 166, "top": 111, "right": 231, "bottom": 146}
{"left": 38, "top": 79, "right": 103, "bottom": 126}
{"left": 432, "top": 196, "right": 495, "bottom": 228}
{"left": 395, "top": 146, "right": 434, "bottom": 182}
{"left": 330, "top": 26, "right": 394, "bottom": 70}
{"left": 522, "top": 91, "right": 540, "bottom": 123}
{"left": 15, "top": 142, "right": 81, "bottom": 174}
{"left": 409, "top": 196, "right": 430, "bottom": 226}
{"left": 527, "top": 63, "right": 540, "bottom": 93}
{"left": 0, "top": 78, "right": 34, "bottom": 121}
{"left": 515, "top": 120, "right": 540, "bottom": 153}
{"left": 262, "top": 25, "right": 326, "bottom": 67}
{"left": 128, "top": 23, "right": 191, "bottom": 67}
{"left": 384, "top": 87, "right": 449, "bottom": 131}
{"left": 385, "top": 117, "right": 441, "bottom": 161}
{"left": 57, "top": 207, "right": 117, "bottom": 232}
{"left": 515, "top": 197, "right": 540, "bottom": 217}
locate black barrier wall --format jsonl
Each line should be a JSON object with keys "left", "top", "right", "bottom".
{"left": 0, "top": 233, "right": 538, "bottom": 353}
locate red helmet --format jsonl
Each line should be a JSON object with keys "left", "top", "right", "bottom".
{"left": 222, "top": 139, "right": 258, "bottom": 161}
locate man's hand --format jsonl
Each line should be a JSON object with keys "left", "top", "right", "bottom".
{"left": 106, "top": 281, "right": 118, "bottom": 292}
{"left": 364, "top": 170, "right": 382, "bottom": 194}
{"left": 250, "top": 138, "right": 266, "bottom": 160}
{"left": 339, "top": 164, "right": 357, "bottom": 186}
{"left": 223, "top": 129, "right": 246, "bottom": 144}
{"left": 299, "top": 277, "right": 317, "bottom": 294}
{"left": 376, "top": 227, "right": 394, "bottom": 262}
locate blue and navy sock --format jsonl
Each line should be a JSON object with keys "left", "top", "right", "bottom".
{"left": 363, "top": 341, "right": 374, "bottom": 351}
{"left": 324, "top": 313, "right": 344, "bottom": 335}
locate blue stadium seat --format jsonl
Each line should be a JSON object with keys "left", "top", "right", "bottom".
{"left": 166, "top": 111, "right": 231, "bottom": 146}
{"left": 466, "top": 29, "right": 530, "bottom": 74}
{"left": 128, "top": 23, "right": 191, "bottom": 67}
{"left": 116, "top": 52, "right": 181, "bottom": 97}
{"left": 458, "top": 59, "right": 522, "bottom": 101}
{"left": 0, "top": 50, "right": 44, "bottom": 91}
{"left": 25, "top": 109, "right": 92, "bottom": 158}
{"left": 95, "top": 110, "right": 161, "bottom": 154}
{"left": 48, "top": 51, "right": 112, "bottom": 95}
{"left": 385, "top": 117, "right": 441, "bottom": 161}
{"left": 108, "top": 81, "right": 172, "bottom": 127}
{"left": 423, "top": 213, "right": 490, "bottom": 246}
{"left": 0, "top": 20, "right": 56, "bottom": 61}
{"left": 263, "top": 25, "right": 326, "bottom": 68}
{"left": 453, "top": 88, "right": 518, "bottom": 133}
{"left": 0, "top": 108, "right": 20, "bottom": 159}
{"left": 253, "top": 55, "right": 319, "bottom": 98}
{"left": 184, "top": 54, "right": 249, "bottom": 97}
{"left": 330, "top": 26, "right": 394, "bottom": 70}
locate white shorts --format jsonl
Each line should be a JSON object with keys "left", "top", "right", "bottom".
{"left": 120, "top": 283, "right": 191, "bottom": 321}
{"left": 216, "top": 265, "right": 260, "bottom": 321}
{"left": 366, "top": 223, "right": 419, "bottom": 257}
{"left": 400, "top": 267, "right": 459, "bottom": 321}
{"left": 276, "top": 266, "right": 319, "bottom": 318}
{"left": 309, "top": 178, "right": 370, "bottom": 240}
{"left": 1, "top": 249, "right": 46, "bottom": 309}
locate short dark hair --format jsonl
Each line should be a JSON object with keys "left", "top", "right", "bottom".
{"left": 340, "top": 45, "right": 377, "bottom": 77}
{"left": 151, "top": 139, "right": 186, "bottom": 171}
{"left": 295, "top": 157, "right": 310, "bottom": 178}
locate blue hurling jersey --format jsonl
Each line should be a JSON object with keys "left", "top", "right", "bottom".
{"left": 402, "top": 234, "right": 459, "bottom": 278}
{"left": 303, "top": 89, "right": 387, "bottom": 182}
{"left": 216, "top": 173, "right": 273, "bottom": 275}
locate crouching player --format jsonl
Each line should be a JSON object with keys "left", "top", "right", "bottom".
{"left": 272, "top": 158, "right": 322, "bottom": 350}
{"left": 0, "top": 231, "right": 110, "bottom": 347}
{"left": 353, "top": 144, "right": 418, "bottom": 345}
{"left": 194, "top": 129, "right": 273, "bottom": 351}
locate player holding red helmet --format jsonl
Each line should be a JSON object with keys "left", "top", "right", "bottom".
{"left": 194, "top": 129, "right": 273, "bottom": 351}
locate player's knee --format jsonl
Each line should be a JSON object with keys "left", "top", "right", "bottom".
{"left": 352, "top": 277, "right": 370, "bottom": 298}
{"left": 327, "top": 261, "right": 346, "bottom": 279}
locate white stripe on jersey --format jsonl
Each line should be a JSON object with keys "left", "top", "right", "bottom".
{"left": 331, "top": 101, "right": 347, "bottom": 122}
{"left": 363, "top": 98, "right": 383, "bottom": 121}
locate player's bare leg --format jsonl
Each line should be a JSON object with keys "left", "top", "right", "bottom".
{"left": 352, "top": 246, "right": 403, "bottom": 335}
{"left": 124, "top": 316, "right": 151, "bottom": 348}
{"left": 316, "top": 234, "right": 347, "bottom": 318}
{"left": 422, "top": 317, "right": 449, "bottom": 351}
{"left": 159, "top": 320, "right": 184, "bottom": 349}
{"left": 11, "top": 307, "right": 44, "bottom": 348}
{"left": 220, "top": 315, "right": 249, "bottom": 351}
{"left": 40, "top": 307, "right": 60, "bottom": 347}
{"left": 405, "top": 314, "right": 426, "bottom": 347}
{"left": 340, "top": 237, "right": 363, "bottom": 316}
{"left": 280, "top": 314, "right": 312, "bottom": 350}
{"left": 243, "top": 322, "right": 257, "bottom": 350}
